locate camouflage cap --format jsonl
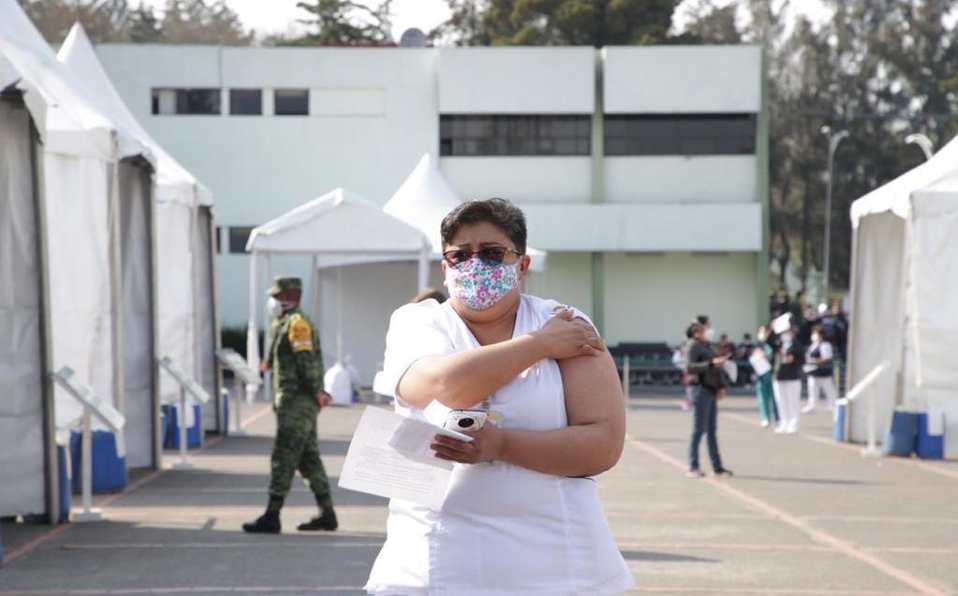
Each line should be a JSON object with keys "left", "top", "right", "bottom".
{"left": 267, "top": 276, "right": 303, "bottom": 296}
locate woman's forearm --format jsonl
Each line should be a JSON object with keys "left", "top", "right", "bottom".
{"left": 399, "top": 334, "right": 549, "bottom": 409}
{"left": 496, "top": 424, "right": 622, "bottom": 478}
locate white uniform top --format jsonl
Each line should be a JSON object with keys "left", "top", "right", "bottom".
{"left": 365, "top": 294, "right": 634, "bottom": 596}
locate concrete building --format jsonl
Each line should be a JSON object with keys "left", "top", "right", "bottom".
{"left": 97, "top": 43, "right": 768, "bottom": 383}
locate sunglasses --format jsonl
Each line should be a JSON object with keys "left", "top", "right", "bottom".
{"left": 442, "top": 246, "right": 523, "bottom": 266}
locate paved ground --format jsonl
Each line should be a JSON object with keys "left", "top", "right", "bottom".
{"left": 2, "top": 391, "right": 957, "bottom": 595}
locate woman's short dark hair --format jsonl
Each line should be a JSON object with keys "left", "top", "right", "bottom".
{"left": 440, "top": 198, "right": 527, "bottom": 254}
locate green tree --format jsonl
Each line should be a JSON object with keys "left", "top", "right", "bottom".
{"left": 17, "top": 0, "right": 132, "bottom": 43}
{"left": 281, "top": 0, "right": 393, "bottom": 46}
{"left": 681, "top": 0, "right": 957, "bottom": 295}
{"left": 127, "top": 1, "right": 162, "bottom": 43}
{"left": 433, "top": 0, "right": 677, "bottom": 46}
{"left": 160, "top": 0, "right": 252, "bottom": 45}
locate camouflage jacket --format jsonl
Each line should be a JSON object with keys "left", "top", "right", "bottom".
{"left": 266, "top": 307, "right": 324, "bottom": 405}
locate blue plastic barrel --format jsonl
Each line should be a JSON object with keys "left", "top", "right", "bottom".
{"left": 163, "top": 403, "right": 202, "bottom": 449}
{"left": 916, "top": 412, "right": 945, "bottom": 460}
{"left": 69, "top": 430, "right": 129, "bottom": 493}
{"left": 833, "top": 399, "right": 847, "bottom": 442}
{"left": 883, "top": 410, "right": 918, "bottom": 457}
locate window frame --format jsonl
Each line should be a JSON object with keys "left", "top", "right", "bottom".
{"left": 274, "top": 88, "right": 309, "bottom": 116}
{"left": 439, "top": 114, "right": 592, "bottom": 157}
{"left": 151, "top": 88, "right": 221, "bottom": 116}
{"left": 229, "top": 88, "right": 263, "bottom": 116}
{"left": 228, "top": 226, "right": 254, "bottom": 254}
{"left": 603, "top": 113, "right": 756, "bottom": 156}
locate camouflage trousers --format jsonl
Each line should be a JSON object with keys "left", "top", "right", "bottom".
{"left": 268, "top": 397, "right": 331, "bottom": 502}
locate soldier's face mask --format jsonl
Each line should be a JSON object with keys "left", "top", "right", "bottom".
{"left": 266, "top": 296, "right": 284, "bottom": 318}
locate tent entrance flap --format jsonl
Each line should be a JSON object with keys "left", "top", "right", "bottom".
{"left": 0, "top": 96, "right": 46, "bottom": 517}
{"left": 118, "top": 160, "right": 157, "bottom": 469}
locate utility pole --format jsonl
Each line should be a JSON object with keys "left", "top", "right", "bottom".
{"left": 820, "top": 126, "right": 850, "bottom": 305}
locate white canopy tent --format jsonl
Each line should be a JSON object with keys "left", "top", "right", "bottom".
{"left": 383, "top": 153, "right": 548, "bottom": 271}
{"left": 847, "top": 134, "right": 958, "bottom": 455}
{"left": 58, "top": 24, "right": 222, "bottom": 444}
{"left": 0, "top": 0, "right": 151, "bottom": 520}
{"left": 244, "top": 188, "right": 430, "bottom": 397}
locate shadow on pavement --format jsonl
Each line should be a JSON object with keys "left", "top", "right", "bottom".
{"left": 621, "top": 550, "right": 720, "bottom": 563}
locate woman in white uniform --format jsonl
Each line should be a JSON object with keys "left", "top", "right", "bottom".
{"left": 366, "top": 198, "right": 634, "bottom": 595}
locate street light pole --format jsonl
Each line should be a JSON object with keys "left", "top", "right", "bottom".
{"left": 821, "top": 126, "right": 850, "bottom": 305}
{"left": 905, "top": 133, "right": 934, "bottom": 161}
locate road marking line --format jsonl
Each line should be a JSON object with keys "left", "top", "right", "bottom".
{"left": 635, "top": 588, "right": 921, "bottom": 595}
{"left": 605, "top": 511, "right": 765, "bottom": 521}
{"left": 804, "top": 515, "right": 958, "bottom": 525}
{"left": 617, "top": 540, "right": 835, "bottom": 552}
{"left": 58, "top": 540, "right": 382, "bottom": 550}
{"left": 721, "top": 410, "right": 958, "bottom": 482}
{"left": 2, "top": 405, "right": 274, "bottom": 567}
{"left": 625, "top": 434, "right": 949, "bottom": 596}
{"left": 0, "top": 587, "right": 361, "bottom": 595}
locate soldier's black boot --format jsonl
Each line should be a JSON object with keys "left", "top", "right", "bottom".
{"left": 297, "top": 508, "right": 337, "bottom": 532}
{"left": 243, "top": 496, "right": 282, "bottom": 534}
{"left": 242, "top": 511, "right": 280, "bottom": 534}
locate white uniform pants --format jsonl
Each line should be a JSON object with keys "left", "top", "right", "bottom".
{"left": 773, "top": 379, "right": 802, "bottom": 433}
{"left": 807, "top": 375, "right": 838, "bottom": 411}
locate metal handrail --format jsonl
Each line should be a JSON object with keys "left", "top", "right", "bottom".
{"left": 844, "top": 361, "right": 889, "bottom": 458}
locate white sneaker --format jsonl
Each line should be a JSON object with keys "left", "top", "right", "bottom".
{"left": 801, "top": 405, "right": 816, "bottom": 414}
{"left": 774, "top": 425, "right": 787, "bottom": 434}
{"left": 760, "top": 420, "right": 770, "bottom": 428}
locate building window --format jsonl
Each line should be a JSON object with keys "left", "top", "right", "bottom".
{"left": 151, "top": 88, "right": 221, "bottom": 115}
{"left": 229, "top": 89, "right": 262, "bottom": 115}
{"left": 604, "top": 114, "right": 756, "bottom": 156}
{"left": 228, "top": 226, "right": 253, "bottom": 254}
{"left": 439, "top": 115, "right": 591, "bottom": 157}
{"left": 274, "top": 89, "right": 309, "bottom": 115}
{"left": 215, "top": 226, "right": 223, "bottom": 253}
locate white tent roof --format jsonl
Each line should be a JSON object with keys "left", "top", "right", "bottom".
{"left": 0, "top": 0, "right": 145, "bottom": 161}
{"left": 246, "top": 187, "right": 429, "bottom": 255}
{"left": 850, "top": 134, "right": 958, "bottom": 227}
{"left": 384, "top": 153, "right": 548, "bottom": 271}
{"left": 57, "top": 24, "right": 210, "bottom": 206}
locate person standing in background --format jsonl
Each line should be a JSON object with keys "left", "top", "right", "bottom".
{"left": 772, "top": 324, "right": 805, "bottom": 434}
{"left": 751, "top": 326, "right": 779, "bottom": 428}
{"left": 804, "top": 325, "right": 838, "bottom": 412}
{"left": 685, "top": 321, "right": 733, "bottom": 478}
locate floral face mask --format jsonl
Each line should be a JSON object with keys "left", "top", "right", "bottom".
{"left": 445, "top": 257, "right": 520, "bottom": 311}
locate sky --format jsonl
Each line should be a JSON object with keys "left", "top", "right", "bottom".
{"left": 141, "top": 0, "right": 830, "bottom": 42}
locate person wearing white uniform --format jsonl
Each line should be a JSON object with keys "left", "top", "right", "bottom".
{"left": 803, "top": 325, "right": 837, "bottom": 412}
{"left": 366, "top": 198, "right": 634, "bottom": 596}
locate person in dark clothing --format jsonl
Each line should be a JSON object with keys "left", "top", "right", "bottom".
{"left": 772, "top": 323, "right": 805, "bottom": 434}
{"left": 684, "top": 321, "right": 733, "bottom": 478}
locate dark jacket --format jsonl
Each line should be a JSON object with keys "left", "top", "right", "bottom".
{"left": 774, "top": 338, "right": 805, "bottom": 381}
{"left": 685, "top": 340, "right": 726, "bottom": 392}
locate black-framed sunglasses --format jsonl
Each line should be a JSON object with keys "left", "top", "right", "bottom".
{"left": 442, "top": 246, "right": 523, "bottom": 266}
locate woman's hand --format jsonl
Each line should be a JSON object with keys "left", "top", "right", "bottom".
{"left": 431, "top": 424, "right": 503, "bottom": 465}
{"left": 532, "top": 308, "right": 603, "bottom": 360}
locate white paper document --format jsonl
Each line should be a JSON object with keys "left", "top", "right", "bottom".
{"left": 338, "top": 406, "right": 473, "bottom": 510}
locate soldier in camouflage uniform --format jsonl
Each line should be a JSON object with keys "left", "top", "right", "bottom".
{"left": 243, "top": 277, "right": 338, "bottom": 534}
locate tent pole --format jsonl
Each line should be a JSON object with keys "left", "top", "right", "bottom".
{"left": 263, "top": 253, "right": 273, "bottom": 402}
{"left": 310, "top": 256, "right": 320, "bottom": 320}
{"left": 336, "top": 265, "right": 343, "bottom": 363}
{"left": 417, "top": 246, "right": 429, "bottom": 292}
{"left": 246, "top": 250, "right": 260, "bottom": 404}
{"left": 31, "top": 118, "right": 58, "bottom": 524}
{"left": 845, "top": 223, "right": 860, "bottom": 442}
